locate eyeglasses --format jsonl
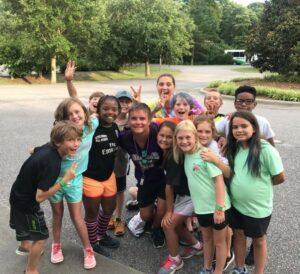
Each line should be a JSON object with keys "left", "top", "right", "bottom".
{"left": 235, "top": 99, "right": 255, "bottom": 105}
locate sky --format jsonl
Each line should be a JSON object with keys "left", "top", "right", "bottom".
{"left": 233, "top": 0, "right": 265, "bottom": 6}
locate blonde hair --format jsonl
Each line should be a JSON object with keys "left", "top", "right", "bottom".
{"left": 193, "top": 115, "right": 217, "bottom": 139}
{"left": 173, "top": 120, "right": 202, "bottom": 164}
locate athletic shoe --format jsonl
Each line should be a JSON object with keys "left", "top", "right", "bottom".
{"left": 231, "top": 266, "right": 249, "bottom": 274}
{"left": 157, "top": 257, "right": 184, "bottom": 274}
{"left": 151, "top": 227, "right": 165, "bottom": 248}
{"left": 91, "top": 242, "right": 110, "bottom": 257}
{"left": 15, "top": 246, "right": 29, "bottom": 256}
{"left": 198, "top": 267, "right": 213, "bottom": 274}
{"left": 125, "top": 200, "right": 139, "bottom": 211}
{"left": 224, "top": 250, "right": 235, "bottom": 271}
{"left": 99, "top": 233, "right": 120, "bottom": 249}
{"left": 126, "top": 213, "right": 145, "bottom": 237}
{"left": 114, "top": 218, "right": 125, "bottom": 236}
{"left": 107, "top": 216, "right": 115, "bottom": 230}
{"left": 51, "top": 243, "right": 64, "bottom": 264}
{"left": 180, "top": 243, "right": 203, "bottom": 259}
{"left": 83, "top": 247, "right": 96, "bottom": 269}
{"left": 245, "top": 243, "right": 254, "bottom": 265}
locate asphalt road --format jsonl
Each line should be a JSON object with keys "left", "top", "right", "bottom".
{"left": 0, "top": 65, "right": 299, "bottom": 274}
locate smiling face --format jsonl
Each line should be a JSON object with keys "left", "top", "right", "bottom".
{"left": 98, "top": 99, "right": 119, "bottom": 126}
{"left": 68, "top": 102, "right": 86, "bottom": 128}
{"left": 234, "top": 92, "right": 257, "bottom": 112}
{"left": 176, "top": 129, "right": 196, "bottom": 154}
{"left": 232, "top": 117, "right": 255, "bottom": 147}
{"left": 204, "top": 91, "right": 222, "bottom": 115}
{"left": 89, "top": 96, "right": 101, "bottom": 114}
{"left": 119, "top": 97, "right": 133, "bottom": 114}
{"left": 56, "top": 132, "right": 81, "bottom": 158}
{"left": 173, "top": 97, "right": 191, "bottom": 121}
{"left": 196, "top": 121, "right": 214, "bottom": 147}
{"left": 128, "top": 109, "right": 151, "bottom": 135}
{"left": 157, "top": 76, "right": 175, "bottom": 103}
{"left": 157, "top": 126, "right": 174, "bottom": 151}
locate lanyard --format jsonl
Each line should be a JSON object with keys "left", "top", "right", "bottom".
{"left": 133, "top": 137, "right": 149, "bottom": 185}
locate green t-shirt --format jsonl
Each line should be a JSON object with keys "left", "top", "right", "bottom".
{"left": 184, "top": 151, "right": 231, "bottom": 214}
{"left": 230, "top": 140, "right": 284, "bottom": 218}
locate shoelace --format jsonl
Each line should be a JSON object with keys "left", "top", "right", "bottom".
{"left": 53, "top": 244, "right": 61, "bottom": 254}
{"left": 85, "top": 248, "right": 94, "bottom": 258}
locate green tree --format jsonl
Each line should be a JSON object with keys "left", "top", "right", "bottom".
{"left": 0, "top": 1, "right": 108, "bottom": 81}
{"left": 103, "top": 0, "right": 194, "bottom": 75}
{"left": 246, "top": 0, "right": 300, "bottom": 74}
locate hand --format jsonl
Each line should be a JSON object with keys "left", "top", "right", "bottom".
{"left": 218, "top": 136, "right": 227, "bottom": 156}
{"left": 63, "top": 162, "right": 77, "bottom": 185}
{"left": 213, "top": 210, "right": 225, "bottom": 224}
{"left": 161, "top": 211, "right": 173, "bottom": 228}
{"left": 130, "top": 85, "right": 142, "bottom": 102}
{"left": 64, "top": 61, "right": 76, "bottom": 81}
{"left": 201, "top": 148, "right": 218, "bottom": 164}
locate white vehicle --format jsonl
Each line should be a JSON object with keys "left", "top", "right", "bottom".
{"left": 224, "top": 49, "right": 247, "bottom": 65}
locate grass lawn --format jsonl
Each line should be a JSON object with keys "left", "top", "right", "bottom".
{"left": 232, "top": 67, "right": 261, "bottom": 73}
{"left": 0, "top": 64, "right": 179, "bottom": 85}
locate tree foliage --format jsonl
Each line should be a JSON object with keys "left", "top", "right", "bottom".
{"left": 246, "top": 0, "right": 300, "bottom": 74}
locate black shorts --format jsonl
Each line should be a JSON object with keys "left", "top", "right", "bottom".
{"left": 229, "top": 206, "right": 271, "bottom": 238}
{"left": 137, "top": 181, "right": 166, "bottom": 208}
{"left": 116, "top": 176, "right": 126, "bottom": 193}
{"left": 196, "top": 209, "right": 230, "bottom": 231}
{"left": 10, "top": 206, "right": 49, "bottom": 241}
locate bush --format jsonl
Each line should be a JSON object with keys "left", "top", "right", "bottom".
{"left": 208, "top": 80, "right": 223, "bottom": 88}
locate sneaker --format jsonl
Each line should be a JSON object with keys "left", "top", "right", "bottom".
{"left": 180, "top": 243, "right": 203, "bottom": 259}
{"left": 126, "top": 213, "right": 145, "bottom": 237}
{"left": 151, "top": 228, "right": 165, "bottom": 248}
{"left": 51, "top": 243, "right": 64, "bottom": 264}
{"left": 107, "top": 216, "right": 115, "bottom": 230}
{"left": 92, "top": 242, "right": 110, "bottom": 257}
{"left": 126, "top": 200, "right": 139, "bottom": 211}
{"left": 245, "top": 243, "right": 254, "bottom": 265}
{"left": 231, "top": 266, "right": 249, "bottom": 274}
{"left": 83, "top": 247, "right": 96, "bottom": 269}
{"left": 114, "top": 218, "right": 125, "bottom": 236}
{"left": 157, "top": 257, "right": 184, "bottom": 274}
{"left": 15, "top": 246, "right": 29, "bottom": 256}
{"left": 198, "top": 267, "right": 213, "bottom": 274}
{"left": 224, "top": 250, "right": 235, "bottom": 271}
{"left": 99, "top": 233, "right": 120, "bottom": 249}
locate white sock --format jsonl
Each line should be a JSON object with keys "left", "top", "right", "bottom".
{"left": 169, "top": 254, "right": 181, "bottom": 263}
{"left": 192, "top": 241, "right": 201, "bottom": 249}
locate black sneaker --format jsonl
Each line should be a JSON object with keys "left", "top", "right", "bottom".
{"left": 245, "top": 243, "right": 254, "bottom": 265}
{"left": 92, "top": 242, "right": 110, "bottom": 257}
{"left": 125, "top": 200, "right": 139, "bottom": 211}
{"left": 99, "top": 233, "right": 120, "bottom": 249}
{"left": 151, "top": 227, "right": 165, "bottom": 248}
{"left": 224, "top": 250, "right": 235, "bottom": 271}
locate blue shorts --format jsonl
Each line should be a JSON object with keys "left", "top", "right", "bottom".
{"left": 49, "top": 175, "right": 83, "bottom": 203}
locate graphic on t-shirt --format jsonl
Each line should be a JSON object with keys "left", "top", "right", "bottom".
{"left": 193, "top": 163, "right": 200, "bottom": 172}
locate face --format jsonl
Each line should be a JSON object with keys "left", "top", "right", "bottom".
{"left": 57, "top": 133, "right": 81, "bottom": 157}
{"left": 173, "top": 97, "right": 191, "bottom": 121}
{"left": 157, "top": 126, "right": 174, "bottom": 151}
{"left": 68, "top": 102, "right": 86, "bottom": 127}
{"left": 157, "top": 76, "right": 175, "bottom": 102}
{"left": 119, "top": 97, "right": 133, "bottom": 114}
{"left": 176, "top": 129, "right": 196, "bottom": 154}
{"left": 234, "top": 92, "right": 257, "bottom": 112}
{"left": 232, "top": 117, "right": 255, "bottom": 146}
{"left": 128, "top": 110, "right": 151, "bottom": 135}
{"left": 89, "top": 96, "right": 100, "bottom": 114}
{"left": 196, "top": 121, "right": 213, "bottom": 147}
{"left": 98, "top": 99, "right": 119, "bottom": 126}
{"left": 204, "top": 91, "right": 222, "bottom": 113}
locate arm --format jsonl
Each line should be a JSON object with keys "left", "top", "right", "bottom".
{"left": 36, "top": 162, "right": 77, "bottom": 203}
{"left": 65, "top": 61, "right": 78, "bottom": 98}
{"left": 201, "top": 149, "right": 231, "bottom": 178}
{"left": 213, "top": 174, "right": 225, "bottom": 224}
{"left": 266, "top": 137, "right": 275, "bottom": 147}
{"left": 161, "top": 184, "right": 174, "bottom": 228}
{"left": 217, "top": 136, "right": 227, "bottom": 156}
{"left": 272, "top": 171, "right": 286, "bottom": 185}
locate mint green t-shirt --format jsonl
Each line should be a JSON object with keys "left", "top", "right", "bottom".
{"left": 230, "top": 140, "right": 284, "bottom": 218}
{"left": 184, "top": 151, "right": 231, "bottom": 214}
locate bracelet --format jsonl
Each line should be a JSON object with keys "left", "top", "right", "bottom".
{"left": 59, "top": 178, "right": 67, "bottom": 188}
{"left": 215, "top": 204, "right": 225, "bottom": 211}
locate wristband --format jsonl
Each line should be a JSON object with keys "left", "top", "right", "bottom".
{"left": 59, "top": 178, "right": 67, "bottom": 188}
{"left": 215, "top": 204, "right": 225, "bottom": 211}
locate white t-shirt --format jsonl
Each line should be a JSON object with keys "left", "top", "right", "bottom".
{"left": 215, "top": 114, "right": 275, "bottom": 140}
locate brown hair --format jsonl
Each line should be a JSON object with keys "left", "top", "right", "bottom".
{"left": 193, "top": 115, "right": 217, "bottom": 139}
{"left": 89, "top": 91, "right": 105, "bottom": 101}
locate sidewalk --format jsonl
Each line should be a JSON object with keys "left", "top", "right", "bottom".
{"left": 0, "top": 206, "right": 143, "bottom": 274}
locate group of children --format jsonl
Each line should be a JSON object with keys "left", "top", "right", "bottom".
{"left": 9, "top": 62, "right": 285, "bottom": 274}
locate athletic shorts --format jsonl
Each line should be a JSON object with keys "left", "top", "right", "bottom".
{"left": 49, "top": 175, "right": 83, "bottom": 203}
{"left": 137, "top": 181, "right": 165, "bottom": 208}
{"left": 196, "top": 209, "right": 230, "bottom": 231}
{"left": 173, "top": 195, "right": 194, "bottom": 217}
{"left": 10, "top": 206, "right": 49, "bottom": 241}
{"left": 229, "top": 206, "right": 271, "bottom": 238}
{"left": 116, "top": 176, "right": 126, "bottom": 193}
{"left": 83, "top": 172, "right": 117, "bottom": 198}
